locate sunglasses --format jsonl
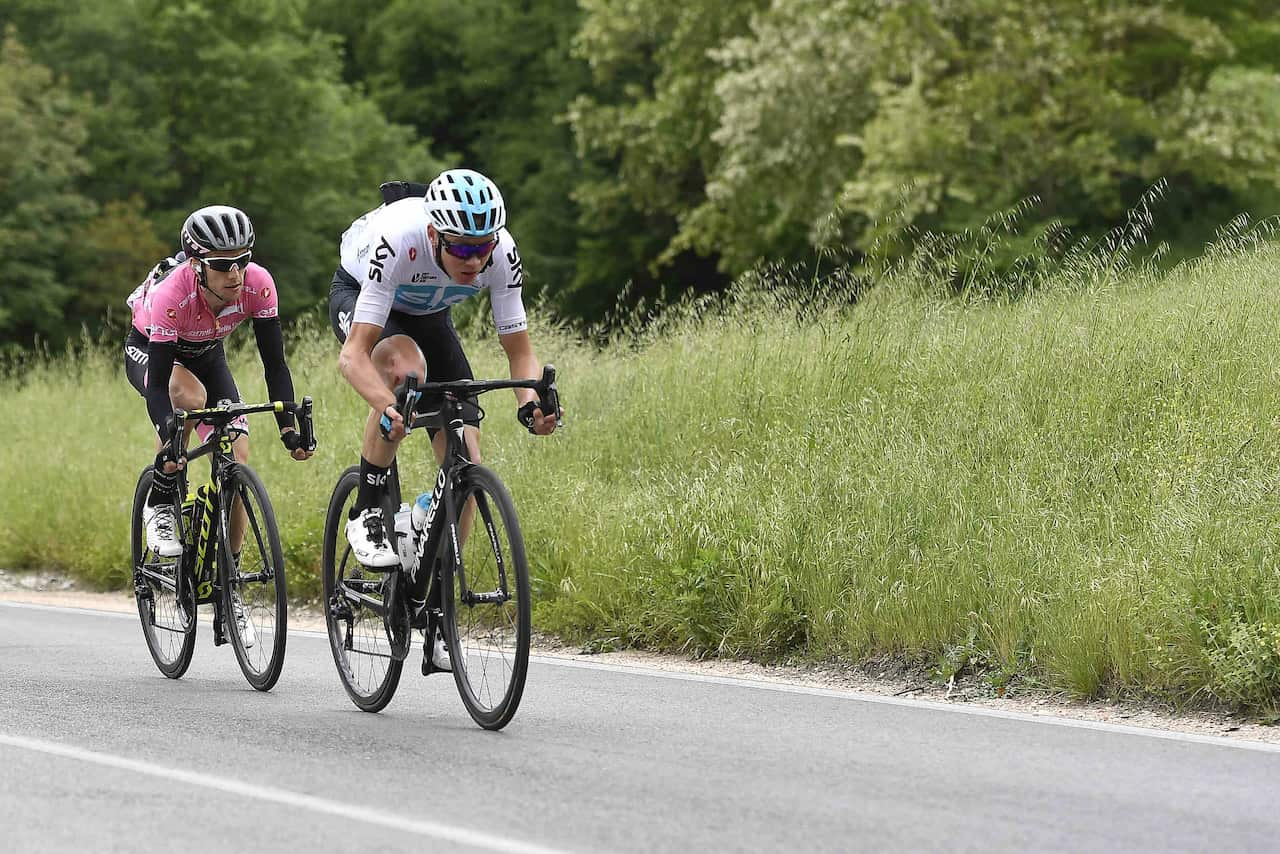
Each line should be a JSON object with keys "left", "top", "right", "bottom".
{"left": 439, "top": 235, "right": 498, "bottom": 260}
{"left": 201, "top": 251, "right": 252, "bottom": 273}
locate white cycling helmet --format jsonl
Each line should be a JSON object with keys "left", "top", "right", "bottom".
{"left": 424, "top": 169, "right": 506, "bottom": 237}
{"left": 181, "top": 205, "right": 255, "bottom": 258}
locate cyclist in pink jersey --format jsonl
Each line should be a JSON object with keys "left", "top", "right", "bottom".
{"left": 123, "top": 205, "right": 313, "bottom": 559}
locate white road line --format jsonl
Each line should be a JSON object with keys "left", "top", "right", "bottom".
{"left": 0, "top": 732, "right": 569, "bottom": 854}
{"left": 6, "top": 599, "right": 1279, "bottom": 754}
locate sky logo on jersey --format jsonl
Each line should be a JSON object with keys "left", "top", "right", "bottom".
{"left": 506, "top": 247, "right": 523, "bottom": 287}
{"left": 368, "top": 236, "right": 396, "bottom": 282}
{"left": 393, "top": 283, "right": 482, "bottom": 312}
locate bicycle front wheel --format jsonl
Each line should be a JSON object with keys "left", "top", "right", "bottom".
{"left": 131, "top": 465, "right": 195, "bottom": 678}
{"left": 442, "top": 464, "right": 531, "bottom": 730}
{"left": 322, "top": 466, "right": 403, "bottom": 712}
{"left": 219, "top": 463, "right": 287, "bottom": 691}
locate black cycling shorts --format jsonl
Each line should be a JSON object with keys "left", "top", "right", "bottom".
{"left": 328, "top": 267, "right": 481, "bottom": 428}
{"left": 123, "top": 327, "right": 249, "bottom": 434}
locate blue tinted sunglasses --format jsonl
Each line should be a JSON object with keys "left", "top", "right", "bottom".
{"left": 439, "top": 235, "right": 498, "bottom": 260}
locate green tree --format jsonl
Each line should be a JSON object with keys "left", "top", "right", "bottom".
{"left": 306, "top": 0, "right": 595, "bottom": 315}
{"left": 2, "top": 0, "right": 440, "bottom": 326}
{"left": 565, "top": 0, "right": 764, "bottom": 315}
{"left": 67, "top": 197, "right": 169, "bottom": 333}
{"left": 695, "top": 0, "right": 1280, "bottom": 270}
{"left": 0, "top": 27, "right": 96, "bottom": 346}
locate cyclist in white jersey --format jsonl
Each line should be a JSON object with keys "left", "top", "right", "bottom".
{"left": 328, "top": 169, "right": 560, "bottom": 577}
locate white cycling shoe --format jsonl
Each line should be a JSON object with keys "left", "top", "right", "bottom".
{"left": 230, "top": 588, "right": 257, "bottom": 649}
{"left": 144, "top": 505, "right": 183, "bottom": 558}
{"left": 423, "top": 627, "right": 451, "bottom": 674}
{"left": 345, "top": 507, "right": 400, "bottom": 569}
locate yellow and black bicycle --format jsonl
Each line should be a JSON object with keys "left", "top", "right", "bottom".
{"left": 130, "top": 398, "right": 314, "bottom": 691}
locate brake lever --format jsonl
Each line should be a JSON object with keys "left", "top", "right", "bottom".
{"left": 299, "top": 396, "right": 317, "bottom": 451}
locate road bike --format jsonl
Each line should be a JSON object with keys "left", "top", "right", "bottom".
{"left": 131, "top": 398, "right": 315, "bottom": 691}
{"left": 321, "top": 366, "right": 559, "bottom": 729}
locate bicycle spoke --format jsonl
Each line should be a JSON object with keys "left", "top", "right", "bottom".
{"left": 445, "top": 465, "right": 530, "bottom": 729}
{"left": 221, "top": 466, "right": 287, "bottom": 691}
{"left": 132, "top": 465, "right": 196, "bottom": 678}
{"left": 323, "top": 466, "right": 403, "bottom": 711}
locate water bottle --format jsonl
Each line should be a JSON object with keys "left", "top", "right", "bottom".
{"left": 411, "top": 492, "right": 433, "bottom": 532}
{"left": 393, "top": 503, "right": 417, "bottom": 572}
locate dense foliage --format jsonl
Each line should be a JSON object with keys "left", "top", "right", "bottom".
{"left": 1, "top": 0, "right": 1278, "bottom": 348}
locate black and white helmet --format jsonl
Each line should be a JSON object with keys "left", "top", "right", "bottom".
{"left": 180, "top": 205, "right": 255, "bottom": 258}
{"left": 424, "top": 169, "right": 506, "bottom": 237}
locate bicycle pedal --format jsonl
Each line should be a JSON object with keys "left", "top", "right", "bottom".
{"left": 408, "top": 597, "right": 429, "bottom": 630}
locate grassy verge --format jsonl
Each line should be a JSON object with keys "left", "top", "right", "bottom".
{"left": 5, "top": 245, "right": 1280, "bottom": 712}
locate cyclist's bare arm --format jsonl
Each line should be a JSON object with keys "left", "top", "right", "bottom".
{"left": 339, "top": 322, "right": 399, "bottom": 414}
{"left": 499, "top": 330, "right": 560, "bottom": 435}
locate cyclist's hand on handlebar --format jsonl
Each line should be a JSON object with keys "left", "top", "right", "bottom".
{"left": 517, "top": 400, "right": 563, "bottom": 436}
{"left": 155, "top": 444, "right": 186, "bottom": 475}
{"left": 378, "top": 403, "right": 407, "bottom": 442}
{"left": 280, "top": 429, "right": 314, "bottom": 461}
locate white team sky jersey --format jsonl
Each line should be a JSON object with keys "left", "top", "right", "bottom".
{"left": 338, "top": 197, "right": 528, "bottom": 335}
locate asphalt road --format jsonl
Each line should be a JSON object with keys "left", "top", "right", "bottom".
{"left": 2, "top": 601, "right": 1278, "bottom": 853}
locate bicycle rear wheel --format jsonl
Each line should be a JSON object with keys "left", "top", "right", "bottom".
{"left": 322, "top": 466, "right": 403, "bottom": 712}
{"left": 131, "top": 465, "right": 195, "bottom": 678}
{"left": 219, "top": 463, "right": 288, "bottom": 691}
{"left": 442, "top": 464, "right": 531, "bottom": 730}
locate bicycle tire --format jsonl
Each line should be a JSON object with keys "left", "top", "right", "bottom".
{"left": 219, "top": 463, "right": 288, "bottom": 691}
{"left": 322, "top": 466, "right": 403, "bottom": 711}
{"left": 131, "top": 465, "right": 196, "bottom": 678}
{"left": 442, "top": 464, "right": 531, "bottom": 730}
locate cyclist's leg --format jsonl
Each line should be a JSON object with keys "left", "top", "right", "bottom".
{"left": 192, "top": 343, "right": 252, "bottom": 548}
{"left": 330, "top": 270, "right": 425, "bottom": 516}
{"left": 124, "top": 329, "right": 205, "bottom": 513}
{"left": 123, "top": 327, "right": 207, "bottom": 450}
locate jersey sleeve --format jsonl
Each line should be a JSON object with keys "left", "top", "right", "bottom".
{"left": 350, "top": 227, "right": 410, "bottom": 329}
{"left": 244, "top": 266, "right": 279, "bottom": 319}
{"left": 145, "top": 280, "right": 183, "bottom": 344}
{"left": 488, "top": 233, "right": 528, "bottom": 336}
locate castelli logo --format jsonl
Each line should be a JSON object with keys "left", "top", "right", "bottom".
{"left": 166, "top": 308, "right": 177, "bottom": 319}
{"left": 408, "top": 247, "right": 417, "bottom": 261}
{"left": 262, "top": 287, "right": 272, "bottom": 299}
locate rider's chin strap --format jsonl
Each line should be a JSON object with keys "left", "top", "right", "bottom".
{"left": 195, "top": 258, "right": 214, "bottom": 294}
{"left": 195, "top": 259, "right": 231, "bottom": 311}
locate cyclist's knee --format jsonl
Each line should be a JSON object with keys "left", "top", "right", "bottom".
{"left": 170, "top": 384, "right": 206, "bottom": 411}
{"left": 465, "top": 426, "right": 482, "bottom": 464}
{"left": 372, "top": 335, "right": 426, "bottom": 388}
{"left": 169, "top": 367, "right": 206, "bottom": 410}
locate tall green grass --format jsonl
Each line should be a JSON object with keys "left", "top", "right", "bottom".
{"left": 6, "top": 238, "right": 1280, "bottom": 712}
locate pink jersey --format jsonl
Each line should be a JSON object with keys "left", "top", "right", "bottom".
{"left": 128, "top": 262, "right": 279, "bottom": 353}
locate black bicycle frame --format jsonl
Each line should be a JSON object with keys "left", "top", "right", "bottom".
{"left": 164, "top": 398, "right": 313, "bottom": 639}
{"left": 378, "top": 367, "right": 558, "bottom": 618}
